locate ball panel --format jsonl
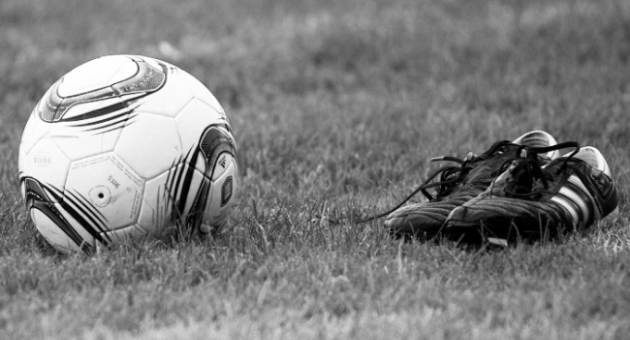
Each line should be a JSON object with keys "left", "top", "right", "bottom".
{"left": 179, "top": 71, "right": 225, "bottom": 116}
{"left": 48, "top": 111, "right": 127, "bottom": 161}
{"left": 211, "top": 153, "right": 236, "bottom": 181}
{"left": 31, "top": 209, "right": 84, "bottom": 254}
{"left": 139, "top": 162, "right": 207, "bottom": 233}
{"left": 175, "top": 165, "right": 208, "bottom": 229}
{"left": 175, "top": 117, "right": 236, "bottom": 180}
{"left": 57, "top": 55, "right": 136, "bottom": 97}
{"left": 31, "top": 200, "right": 110, "bottom": 254}
{"left": 197, "top": 126, "right": 236, "bottom": 179}
{"left": 65, "top": 153, "right": 144, "bottom": 231}
{"left": 21, "top": 136, "right": 71, "bottom": 192}
{"left": 134, "top": 70, "right": 194, "bottom": 118}
{"left": 138, "top": 169, "right": 176, "bottom": 232}
{"left": 175, "top": 98, "right": 226, "bottom": 152}
{"left": 115, "top": 113, "right": 182, "bottom": 180}
{"left": 200, "top": 160, "right": 238, "bottom": 234}
{"left": 36, "top": 58, "right": 166, "bottom": 124}
{"left": 23, "top": 176, "right": 110, "bottom": 253}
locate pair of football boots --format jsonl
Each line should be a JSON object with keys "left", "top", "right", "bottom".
{"left": 384, "top": 131, "right": 620, "bottom": 246}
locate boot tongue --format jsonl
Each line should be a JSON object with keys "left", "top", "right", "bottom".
{"left": 505, "top": 161, "right": 536, "bottom": 196}
{"left": 487, "top": 159, "right": 538, "bottom": 198}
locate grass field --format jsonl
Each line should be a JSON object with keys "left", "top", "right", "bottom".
{"left": 1, "top": 0, "right": 630, "bottom": 339}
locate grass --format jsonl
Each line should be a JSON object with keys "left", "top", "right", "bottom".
{"left": 1, "top": 0, "right": 630, "bottom": 338}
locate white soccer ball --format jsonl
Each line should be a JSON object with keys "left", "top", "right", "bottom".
{"left": 18, "top": 55, "right": 238, "bottom": 254}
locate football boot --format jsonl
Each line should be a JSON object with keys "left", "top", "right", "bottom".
{"left": 384, "top": 130, "right": 559, "bottom": 240}
{"left": 444, "top": 144, "right": 620, "bottom": 245}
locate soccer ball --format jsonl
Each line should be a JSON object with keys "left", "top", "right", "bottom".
{"left": 18, "top": 55, "right": 238, "bottom": 254}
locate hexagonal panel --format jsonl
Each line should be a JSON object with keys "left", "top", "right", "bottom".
{"left": 179, "top": 70, "right": 225, "bottom": 115}
{"left": 115, "top": 113, "right": 182, "bottom": 180}
{"left": 138, "top": 162, "right": 206, "bottom": 233}
{"left": 65, "top": 152, "right": 144, "bottom": 231}
{"left": 133, "top": 70, "right": 194, "bottom": 117}
{"left": 138, "top": 170, "right": 175, "bottom": 233}
{"left": 175, "top": 98, "right": 226, "bottom": 152}
{"left": 49, "top": 108, "right": 127, "bottom": 161}
{"left": 20, "top": 136, "right": 71, "bottom": 193}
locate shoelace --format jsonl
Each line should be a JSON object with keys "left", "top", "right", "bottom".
{"left": 359, "top": 140, "right": 518, "bottom": 223}
{"left": 423, "top": 140, "right": 516, "bottom": 200}
{"left": 502, "top": 142, "right": 580, "bottom": 199}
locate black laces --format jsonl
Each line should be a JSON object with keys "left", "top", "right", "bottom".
{"left": 424, "top": 140, "right": 516, "bottom": 200}
{"left": 359, "top": 140, "right": 516, "bottom": 223}
{"left": 502, "top": 141, "right": 580, "bottom": 198}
